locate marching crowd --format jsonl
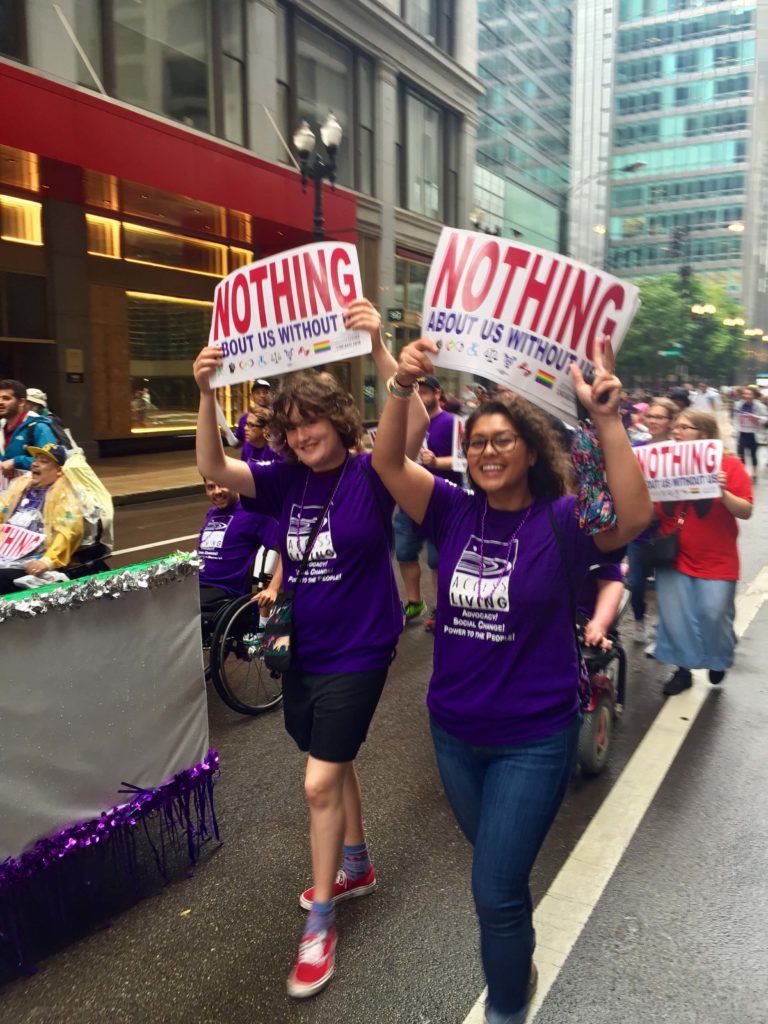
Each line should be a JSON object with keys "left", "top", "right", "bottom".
{"left": 191, "top": 308, "right": 759, "bottom": 1024}
{"left": 3, "top": 334, "right": 758, "bottom": 1023}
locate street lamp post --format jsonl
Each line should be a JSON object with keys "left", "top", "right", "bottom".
{"left": 563, "top": 161, "right": 647, "bottom": 262}
{"left": 292, "top": 114, "right": 343, "bottom": 242}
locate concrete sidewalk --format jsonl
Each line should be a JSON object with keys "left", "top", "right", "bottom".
{"left": 94, "top": 451, "right": 202, "bottom": 505}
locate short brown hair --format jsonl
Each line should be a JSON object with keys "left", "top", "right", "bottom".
{"left": 270, "top": 370, "right": 363, "bottom": 460}
{"left": 463, "top": 397, "right": 571, "bottom": 500}
{"left": 647, "top": 397, "right": 678, "bottom": 419}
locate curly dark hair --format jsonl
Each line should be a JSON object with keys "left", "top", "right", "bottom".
{"left": 463, "top": 398, "right": 572, "bottom": 500}
{"left": 269, "top": 370, "right": 364, "bottom": 460}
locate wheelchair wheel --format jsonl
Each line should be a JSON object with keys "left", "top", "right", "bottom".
{"left": 578, "top": 692, "right": 613, "bottom": 776}
{"left": 209, "top": 595, "right": 283, "bottom": 716}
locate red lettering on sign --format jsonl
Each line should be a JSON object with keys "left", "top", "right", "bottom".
{"left": 587, "top": 284, "right": 626, "bottom": 357}
{"left": 704, "top": 441, "right": 718, "bottom": 472}
{"left": 514, "top": 254, "right": 560, "bottom": 333}
{"left": 492, "top": 245, "right": 531, "bottom": 319}
{"left": 212, "top": 280, "right": 230, "bottom": 342}
{"left": 291, "top": 254, "right": 308, "bottom": 319}
{"left": 231, "top": 273, "right": 251, "bottom": 334}
{"left": 330, "top": 247, "right": 358, "bottom": 304}
{"left": 303, "top": 249, "right": 331, "bottom": 317}
{"left": 429, "top": 232, "right": 476, "bottom": 308}
{"left": 248, "top": 264, "right": 269, "bottom": 324}
{"left": 462, "top": 241, "right": 500, "bottom": 312}
{"left": 269, "top": 256, "right": 297, "bottom": 324}
{"left": 555, "top": 270, "right": 601, "bottom": 351}
{"left": 543, "top": 264, "right": 573, "bottom": 338}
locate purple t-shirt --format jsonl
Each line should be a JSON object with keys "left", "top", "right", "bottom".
{"left": 422, "top": 481, "right": 610, "bottom": 745}
{"left": 241, "top": 442, "right": 282, "bottom": 464}
{"left": 198, "top": 501, "right": 280, "bottom": 597}
{"left": 576, "top": 561, "right": 623, "bottom": 620}
{"left": 242, "top": 453, "right": 402, "bottom": 673}
{"left": 425, "top": 409, "right": 463, "bottom": 487}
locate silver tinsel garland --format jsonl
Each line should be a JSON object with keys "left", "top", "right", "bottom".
{"left": 0, "top": 553, "right": 201, "bottom": 624}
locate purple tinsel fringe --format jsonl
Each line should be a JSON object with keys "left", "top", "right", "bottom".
{"left": 0, "top": 749, "right": 220, "bottom": 972}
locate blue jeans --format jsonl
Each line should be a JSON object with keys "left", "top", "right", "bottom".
{"left": 430, "top": 715, "right": 580, "bottom": 1017}
{"left": 626, "top": 540, "right": 647, "bottom": 622}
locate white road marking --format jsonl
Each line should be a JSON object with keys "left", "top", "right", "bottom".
{"left": 462, "top": 572, "right": 768, "bottom": 1023}
{"left": 110, "top": 535, "right": 198, "bottom": 557}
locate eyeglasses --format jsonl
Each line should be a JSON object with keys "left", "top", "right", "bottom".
{"left": 466, "top": 432, "right": 519, "bottom": 454}
{"left": 245, "top": 420, "right": 259, "bottom": 428}
{"left": 675, "top": 423, "right": 699, "bottom": 432}
{"left": 645, "top": 414, "right": 671, "bottom": 422}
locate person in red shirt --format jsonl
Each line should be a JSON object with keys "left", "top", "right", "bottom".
{"left": 654, "top": 410, "right": 753, "bottom": 695}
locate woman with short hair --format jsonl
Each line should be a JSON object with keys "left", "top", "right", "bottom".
{"left": 193, "top": 298, "right": 428, "bottom": 999}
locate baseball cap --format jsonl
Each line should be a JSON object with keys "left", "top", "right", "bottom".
{"left": 26, "top": 442, "right": 67, "bottom": 466}
{"left": 26, "top": 387, "right": 48, "bottom": 407}
{"left": 418, "top": 374, "right": 441, "bottom": 391}
{"left": 252, "top": 379, "right": 271, "bottom": 390}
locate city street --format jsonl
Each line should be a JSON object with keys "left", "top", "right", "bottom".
{"left": 2, "top": 490, "right": 767, "bottom": 1023}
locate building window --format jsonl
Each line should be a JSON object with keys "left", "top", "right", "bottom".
{"left": 0, "top": 0, "right": 25, "bottom": 61}
{"left": 277, "top": 7, "right": 375, "bottom": 195}
{"left": 0, "top": 195, "right": 43, "bottom": 246}
{"left": 105, "top": 1, "right": 245, "bottom": 143}
{"left": 0, "top": 272, "right": 48, "bottom": 339}
{"left": 218, "top": 0, "right": 246, "bottom": 145}
{"left": 402, "top": 0, "right": 454, "bottom": 54}
{"left": 126, "top": 292, "right": 212, "bottom": 432}
{"left": 398, "top": 86, "right": 458, "bottom": 223}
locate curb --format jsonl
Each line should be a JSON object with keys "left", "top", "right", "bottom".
{"left": 111, "top": 484, "right": 202, "bottom": 507}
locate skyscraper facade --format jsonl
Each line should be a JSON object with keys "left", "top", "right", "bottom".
{"left": 475, "top": 0, "right": 571, "bottom": 251}
{"left": 603, "top": 0, "right": 764, "bottom": 316}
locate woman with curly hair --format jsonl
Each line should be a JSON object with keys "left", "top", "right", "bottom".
{"left": 372, "top": 337, "right": 651, "bottom": 1024}
{"left": 193, "top": 298, "right": 428, "bottom": 999}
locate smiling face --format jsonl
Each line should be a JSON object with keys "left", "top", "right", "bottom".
{"left": 30, "top": 455, "right": 61, "bottom": 487}
{"left": 465, "top": 411, "right": 536, "bottom": 507}
{"left": 284, "top": 405, "right": 347, "bottom": 472}
{"left": 204, "top": 479, "right": 238, "bottom": 509}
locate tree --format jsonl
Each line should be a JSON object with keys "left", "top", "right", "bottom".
{"left": 617, "top": 273, "right": 744, "bottom": 386}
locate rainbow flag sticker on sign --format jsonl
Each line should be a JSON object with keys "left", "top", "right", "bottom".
{"left": 535, "top": 370, "right": 556, "bottom": 389}
{"left": 313, "top": 340, "right": 332, "bottom": 354}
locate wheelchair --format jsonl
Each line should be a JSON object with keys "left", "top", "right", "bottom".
{"left": 201, "top": 548, "right": 283, "bottom": 717}
{"left": 576, "top": 590, "right": 629, "bottom": 776}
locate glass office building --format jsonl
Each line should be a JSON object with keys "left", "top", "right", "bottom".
{"left": 607, "top": 0, "right": 758, "bottom": 299}
{"left": 475, "top": 0, "right": 570, "bottom": 250}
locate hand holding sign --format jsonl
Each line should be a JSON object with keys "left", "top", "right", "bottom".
{"left": 193, "top": 345, "right": 224, "bottom": 395}
{"left": 396, "top": 338, "right": 439, "bottom": 387}
{"left": 570, "top": 336, "right": 621, "bottom": 419}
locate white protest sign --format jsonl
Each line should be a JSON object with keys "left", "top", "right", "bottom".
{"left": 207, "top": 242, "right": 369, "bottom": 387}
{"left": 452, "top": 415, "right": 468, "bottom": 473}
{"left": 0, "top": 523, "right": 44, "bottom": 561}
{"left": 634, "top": 439, "right": 722, "bottom": 501}
{"left": 421, "top": 229, "right": 640, "bottom": 426}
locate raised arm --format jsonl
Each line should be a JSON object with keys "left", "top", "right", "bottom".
{"left": 343, "top": 298, "right": 429, "bottom": 460}
{"left": 371, "top": 339, "right": 437, "bottom": 524}
{"left": 193, "top": 346, "right": 257, "bottom": 497}
{"left": 572, "top": 337, "right": 653, "bottom": 552}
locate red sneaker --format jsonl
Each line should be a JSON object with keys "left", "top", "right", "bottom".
{"left": 299, "top": 866, "right": 377, "bottom": 910}
{"left": 286, "top": 927, "right": 336, "bottom": 998}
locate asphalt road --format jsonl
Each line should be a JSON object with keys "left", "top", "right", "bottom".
{"left": 2, "top": 491, "right": 766, "bottom": 1023}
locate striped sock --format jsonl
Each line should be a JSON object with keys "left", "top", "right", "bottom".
{"left": 342, "top": 841, "right": 371, "bottom": 880}
{"left": 306, "top": 899, "right": 335, "bottom": 936}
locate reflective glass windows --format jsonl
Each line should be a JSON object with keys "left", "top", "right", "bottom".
{"left": 113, "top": 0, "right": 212, "bottom": 132}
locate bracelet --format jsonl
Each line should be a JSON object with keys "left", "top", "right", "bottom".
{"left": 386, "top": 374, "right": 417, "bottom": 399}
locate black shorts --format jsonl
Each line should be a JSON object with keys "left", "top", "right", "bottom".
{"left": 282, "top": 667, "right": 389, "bottom": 763}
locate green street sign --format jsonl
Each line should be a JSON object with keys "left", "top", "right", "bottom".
{"left": 658, "top": 350, "right": 680, "bottom": 356}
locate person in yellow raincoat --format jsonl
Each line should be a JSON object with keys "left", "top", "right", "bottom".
{"left": 0, "top": 443, "right": 84, "bottom": 593}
